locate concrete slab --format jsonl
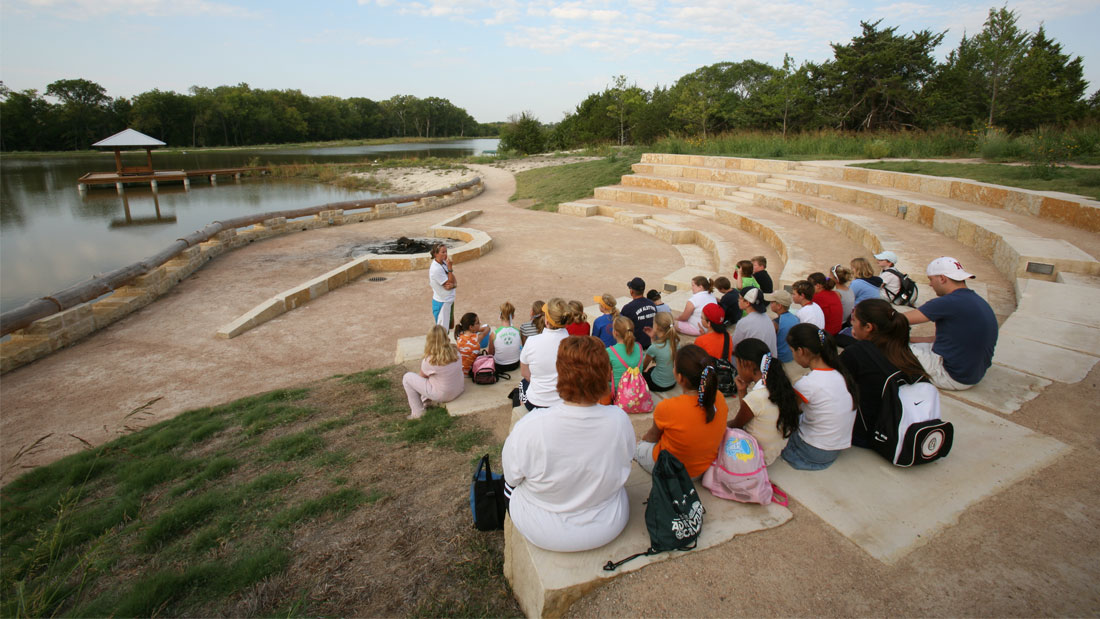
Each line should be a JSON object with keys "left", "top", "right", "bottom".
{"left": 1015, "top": 279, "right": 1100, "bottom": 329}
{"left": 503, "top": 464, "right": 792, "bottom": 617}
{"left": 394, "top": 335, "right": 426, "bottom": 366}
{"left": 992, "top": 335, "right": 1099, "bottom": 383}
{"left": 445, "top": 375, "right": 520, "bottom": 417}
{"left": 767, "top": 398, "right": 1068, "bottom": 564}
{"left": 1000, "top": 313, "right": 1100, "bottom": 356}
{"left": 945, "top": 363, "right": 1051, "bottom": 413}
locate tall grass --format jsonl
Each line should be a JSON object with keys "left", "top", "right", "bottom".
{"left": 646, "top": 123, "right": 1100, "bottom": 164}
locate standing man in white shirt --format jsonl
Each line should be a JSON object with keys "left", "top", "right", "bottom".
{"left": 429, "top": 244, "right": 456, "bottom": 328}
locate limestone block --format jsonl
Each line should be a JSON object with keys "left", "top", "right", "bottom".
{"left": 504, "top": 465, "right": 792, "bottom": 618}
{"left": 931, "top": 210, "right": 961, "bottom": 240}
{"left": 362, "top": 255, "right": 414, "bottom": 272}
{"left": 216, "top": 299, "right": 287, "bottom": 339}
{"left": 446, "top": 374, "right": 520, "bottom": 417}
{"left": 22, "top": 312, "right": 67, "bottom": 335}
{"left": 306, "top": 277, "right": 329, "bottom": 300}
{"left": 346, "top": 258, "right": 370, "bottom": 280}
{"left": 133, "top": 268, "right": 165, "bottom": 289}
{"left": 1073, "top": 203, "right": 1100, "bottom": 233}
{"left": 450, "top": 246, "right": 481, "bottom": 263}
{"left": 843, "top": 167, "right": 870, "bottom": 183}
{"left": 2, "top": 335, "right": 52, "bottom": 366}
{"left": 282, "top": 285, "right": 312, "bottom": 310}
{"left": 325, "top": 270, "right": 349, "bottom": 290}
{"left": 375, "top": 202, "right": 398, "bottom": 215}
{"left": 892, "top": 173, "right": 922, "bottom": 193}
{"left": 558, "top": 202, "right": 598, "bottom": 217}
{"left": 918, "top": 177, "right": 952, "bottom": 198}
{"left": 91, "top": 302, "right": 130, "bottom": 328}
{"left": 613, "top": 211, "right": 649, "bottom": 226}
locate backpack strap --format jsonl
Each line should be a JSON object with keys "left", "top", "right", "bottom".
{"left": 770, "top": 483, "right": 789, "bottom": 507}
{"left": 609, "top": 345, "right": 640, "bottom": 370}
{"left": 720, "top": 332, "right": 731, "bottom": 362}
{"left": 603, "top": 548, "right": 658, "bottom": 572}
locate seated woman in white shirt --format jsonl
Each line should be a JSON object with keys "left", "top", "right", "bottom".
{"left": 503, "top": 335, "right": 635, "bottom": 552}
{"left": 517, "top": 298, "right": 574, "bottom": 410}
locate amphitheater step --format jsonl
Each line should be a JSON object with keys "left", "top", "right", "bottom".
{"left": 621, "top": 173, "right": 739, "bottom": 199}
{"left": 631, "top": 161, "right": 771, "bottom": 186}
{"left": 594, "top": 185, "right": 705, "bottom": 211}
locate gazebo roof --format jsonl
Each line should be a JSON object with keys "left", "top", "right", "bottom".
{"left": 92, "top": 128, "right": 166, "bottom": 149}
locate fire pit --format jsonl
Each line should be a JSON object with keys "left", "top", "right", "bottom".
{"left": 345, "top": 237, "right": 457, "bottom": 257}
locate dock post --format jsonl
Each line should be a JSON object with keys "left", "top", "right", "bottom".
{"left": 116, "top": 182, "right": 124, "bottom": 194}
{"left": 183, "top": 177, "right": 190, "bottom": 190}
{"left": 77, "top": 183, "right": 87, "bottom": 193}
{"left": 151, "top": 179, "right": 158, "bottom": 192}
{"left": 210, "top": 174, "right": 217, "bottom": 185}
{"left": 234, "top": 172, "right": 241, "bottom": 181}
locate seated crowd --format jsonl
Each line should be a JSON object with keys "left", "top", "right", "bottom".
{"left": 407, "top": 245, "right": 999, "bottom": 553}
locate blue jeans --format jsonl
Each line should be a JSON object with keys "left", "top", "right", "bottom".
{"left": 781, "top": 430, "right": 842, "bottom": 471}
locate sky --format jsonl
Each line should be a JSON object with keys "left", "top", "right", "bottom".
{"left": 1, "top": 0, "right": 1097, "bottom": 124}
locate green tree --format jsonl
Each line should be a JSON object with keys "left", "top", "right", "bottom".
{"left": 606, "top": 75, "right": 646, "bottom": 145}
{"left": 499, "top": 111, "right": 546, "bottom": 155}
{"left": 999, "top": 25, "right": 1088, "bottom": 130}
{"left": 972, "top": 7, "right": 1030, "bottom": 126}
{"left": 670, "top": 67, "right": 724, "bottom": 137}
{"left": 0, "top": 85, "right": 52, "bottom": 150}
{"left": 819, "top": 20, "right": 944, "bottom": 130}
{"left": 45, "top": 78, "right": 112, "bottom": 149}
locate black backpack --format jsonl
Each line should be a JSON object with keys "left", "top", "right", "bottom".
{"left": 604, "top": 451, "right": 703, "bottom": 571}
{"left": 861, "top": 354, "right": 953, "bottom": 467}
{"left": 469, "top": 454, "right": 508, "bottom": 530}
{"left": 884, "top": 268, "right": 919, "bottom": 307}
{"left": 714, "top": 335, "right": 736, "bottom": 397}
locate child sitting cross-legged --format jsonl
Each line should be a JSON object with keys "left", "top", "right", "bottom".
{"left": 454, "top": 312, "right": 490, "bottom": 375}
{"left": 643, "top": 312, "right": 678, "bottom": 392}
{"left": 779, "top": 323, "right": 859, "bottom": 471}
{"left": 729, "top": 338, "right": 800, "bottom": 465}
{"left": 635, "top": 344, "right": 729, "bottom": 479}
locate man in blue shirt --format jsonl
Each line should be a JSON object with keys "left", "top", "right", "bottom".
{"left": 905, "top": 257, "right": 998, "bottom": 390}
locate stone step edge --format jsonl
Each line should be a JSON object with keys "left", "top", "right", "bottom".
{"left": 0, "top": 181, "right": 486, "bottom": 375}
{"left": 214, "top": 210, "right": 490, "bottom": 340}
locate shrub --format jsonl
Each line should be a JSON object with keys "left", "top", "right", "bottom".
{"left": 498, "top": 112, "right": 547, "bottom": 155}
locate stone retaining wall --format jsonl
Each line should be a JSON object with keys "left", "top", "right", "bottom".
{"left": 0, "top": 180, "right": 484, "bottom": 374}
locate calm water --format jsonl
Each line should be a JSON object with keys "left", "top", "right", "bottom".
{"left": 0, "top": 139, "right": 499, "bottom": 314}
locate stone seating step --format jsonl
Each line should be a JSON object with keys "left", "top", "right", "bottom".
{"left": 593, "top": 185, "right": 706, "bottom": 212}
{"left": 767, "top": 396, "right": 1069, "bottom": 564}
{"left": 621, "top": 173, "right": 741, "bottom": 199}
{"left": 504, "top": 463, "right": 792, "bottom": 618}
{"left": 631, "top": 161, "right": 771, "bottom": 186}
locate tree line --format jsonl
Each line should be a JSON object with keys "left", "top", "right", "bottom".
{"left": 501, "top": 8, "right": 1096, "bottom": 154}
{"left": 0, "top": 82, "right": 500, "bottom": 152}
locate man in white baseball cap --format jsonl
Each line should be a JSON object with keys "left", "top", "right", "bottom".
{"left": 905, "top": 257, "right": 998, "bottom": 390}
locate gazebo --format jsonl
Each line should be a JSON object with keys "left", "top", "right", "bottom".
{"left": 92, "top": 128, "right": 167, "bottom": 176}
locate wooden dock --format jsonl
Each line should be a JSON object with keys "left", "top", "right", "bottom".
{"left": 77, "top": 166, "right": 269, "bottom": 192}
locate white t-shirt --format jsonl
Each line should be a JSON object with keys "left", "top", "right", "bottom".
{"left": 518, "top": 327, "right": 568, "bottom": 407}
{"left": 796, "top": 303, "right": 825, "bottom": 329}
{"left": 794, "top": 368, "right": 855, "bottom": 451}
{"left": 686, "top": 290, "right": 715, "bottom": 330}
{"left": 503, "top": 402, "right": 635, "bottom": 552}
{"left": 742, "top": 380, "right": 788, "bottom": 465}
{"left": 493, "top": 325, "right": 522, "bottom": 365}
{"left": 429, "top": 259, "right": 455, "bottom": 302}
{"left": 880, "top": 269, "right": 901, "bottom": 298}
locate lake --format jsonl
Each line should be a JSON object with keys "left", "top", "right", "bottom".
{"left": 0, "top": 138, "right": 499, "bottom": 315}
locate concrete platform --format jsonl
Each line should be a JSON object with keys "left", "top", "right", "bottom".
{"left": 993, "top": 335, "right": 1099, "bottom": 384}
{"left": 945, "top": 364, "right": 1051, "bottom": 414}
{"left": 1000, "top": 313, "right": 1100, "bottom": 356}
{"left": 503, "top": 464, "right": 792, "bottom": 617}
{"left": 767, "top": 398, "right": 1069, "bottom": 564}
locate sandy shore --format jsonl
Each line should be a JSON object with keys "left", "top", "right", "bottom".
{"left": 351, "top": 154, "right": 602, "bottom": 195}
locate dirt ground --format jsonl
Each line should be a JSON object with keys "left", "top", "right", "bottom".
{"left": 2, "top": 158, "right": 1098, "bottom": 616}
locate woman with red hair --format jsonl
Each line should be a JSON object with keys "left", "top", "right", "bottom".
{"left": 503, "top": 336, "right": 635, "bottom": 552}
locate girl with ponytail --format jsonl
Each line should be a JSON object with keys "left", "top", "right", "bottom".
{"left": 841, "top": 299, "right": 929, "bottom": 447}
{"left": 607, "top": 315, "right": 640, "bottom": 393}
{"left": 635, "top": 344, "right": 728, "bottom": 478}
{"left": 779, "top": 323, "right": 859, "bottom": 470}
{"left": 730, "top": 338, "right": 800, "bottom": 465}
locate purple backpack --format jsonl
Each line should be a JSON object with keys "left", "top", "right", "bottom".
{"left": 702, "top": 428, "right": 787, "bottom": 506}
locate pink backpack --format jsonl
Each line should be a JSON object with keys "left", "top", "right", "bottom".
{"left": 609, "top": 346, "right": 653, "bottom": 415}
{"left": 702, "top": 428, "right": 787, "bottom": 506}
{"left": 470, "top": 354, "right": 498, "bottom": 385}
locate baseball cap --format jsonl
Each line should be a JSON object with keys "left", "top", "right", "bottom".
{"left": 742, "top": 287, "right": 766, "bottom": 308}
{"left": 764, "top": 290, "right": 792, "bottom": 307}
{"left": 627, "top": 277, "right": 645, "bottom": 291}
{"left": 874, "top": 250, "right": 898, "bottom": 264}
{"left": 702, "top": 303, "right": 724, "bottom": 324}
{"left": 646, "top": 289, "right": 662, "bottom": 301}
{"left": 927, "top": 256, "right": 975, "bottom": 281}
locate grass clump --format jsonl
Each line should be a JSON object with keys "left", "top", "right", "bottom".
{"left": 268, "top": 488, "right": 381, "bottom": 529}
{"left": 1, "top": 365, "right": 516, "bottom": 617}
{"left": 511, "top": 151, "right": 642, "bottom": 210}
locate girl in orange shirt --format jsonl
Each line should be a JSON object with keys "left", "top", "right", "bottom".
{"left": 635, "top": 344, "right": 729, "bottom": 478}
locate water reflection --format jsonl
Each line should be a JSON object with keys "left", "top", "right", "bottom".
{"left": 0, "top": 138, "right": 499, "bottom": 313}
